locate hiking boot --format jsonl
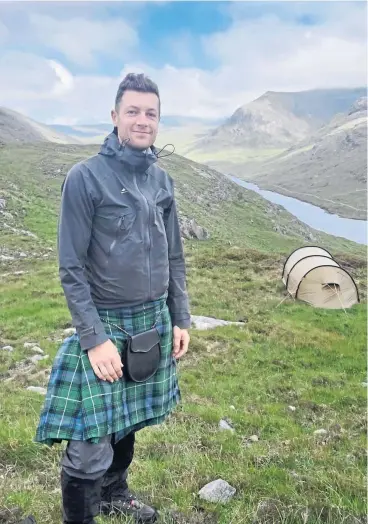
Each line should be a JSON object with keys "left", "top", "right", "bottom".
{"left": 19, "top": 518, "right": 36, "bottom": 524}
{"left": 100, "top": 489, "right": 158, "bottom": 523}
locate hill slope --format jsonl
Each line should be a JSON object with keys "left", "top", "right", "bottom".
{"left": 0, "top": 140, "right": 366, "bottom": 523}
{"left": 229, "top": 97, "right": 367, "bottom": 220}
{"left": 0, "top": 107, "right": 80, "bottom": 145}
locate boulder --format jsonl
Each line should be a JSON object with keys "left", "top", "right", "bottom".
{"left": 191, "top": 315, "right": 245, "bottom": 330}
{"left": 1, "top": 345, "right": 14, "bottom": 352}
{"left": 198, "top": 479, "right": 236, "bottom": 504}
{"left": 179, "top": 216, "right": 209, "bottom": 240}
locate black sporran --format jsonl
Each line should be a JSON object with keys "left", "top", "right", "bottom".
{"left": 123, "top": 327, "right": 161, "bottom": 382}
{"left": 100, "top": 301, "right": 165, "bottom": 383}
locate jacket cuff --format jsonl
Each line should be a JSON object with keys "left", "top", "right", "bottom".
{"left": 78, "top": 324, "right": 109, "bottom": 351}
{"left": 171, "top": 315, "right": 192, "bottom": 329}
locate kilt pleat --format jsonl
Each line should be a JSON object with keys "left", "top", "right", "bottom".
{"left": 34, "top": 294, "right": 181, "bottom": 446}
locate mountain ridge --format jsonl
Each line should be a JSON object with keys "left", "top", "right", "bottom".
{"left": 0, "top": 107, "right": 80, "bottom": 145}
{"left": 185, "top": 87, "right": 367, "bottom": 155}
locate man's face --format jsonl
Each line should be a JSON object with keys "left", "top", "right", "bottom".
{"left": 111, "top": 90, "right": 160, "bottom": 150}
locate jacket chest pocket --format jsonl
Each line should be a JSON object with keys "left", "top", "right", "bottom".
{"left": 108, "top": 211, "right": 136, "bottom": 256}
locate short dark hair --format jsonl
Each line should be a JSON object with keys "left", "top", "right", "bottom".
{"left": 115, "top": 73, "right": 160, "bottom": 114}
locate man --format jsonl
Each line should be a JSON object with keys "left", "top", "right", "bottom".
{"left": 35, "top": 73, "right": 191, "bottom": 524}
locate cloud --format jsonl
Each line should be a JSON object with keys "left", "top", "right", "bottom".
{"left": 0, "top": 52, "right": 60, "bottom": 103}
{"left": 120, "top": 3, "right": 367, "bottom": 119}
{"left": 201, "top": 8, "right": 367, "bottom": 95}
{"left": 48, "top": 60, "right": 75, "bottom": 96}
{"left": 0, "top": 2, "right": 366, "bottom": 124}
{"left": 28, "top": 14, "right": 138, "bottom": 66}
{"left": 0, "top": 19, "right": 9, "bottom": 44}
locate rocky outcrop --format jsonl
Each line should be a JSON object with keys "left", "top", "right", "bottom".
{"left": 348, "top": 96, "right": 367, "bottom": 115}
{"left": 179, "top": 216, "right": 210, "bottom": 240}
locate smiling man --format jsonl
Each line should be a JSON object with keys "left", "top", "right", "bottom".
{"left": 35, "top": 73, "right": 191, "bottom": 524}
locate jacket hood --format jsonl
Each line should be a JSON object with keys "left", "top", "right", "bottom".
{"left": 99, "top": 129, "right": 159, "bottom": 172}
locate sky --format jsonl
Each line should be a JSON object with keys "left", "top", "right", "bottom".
{"left": 0, "top": 1, "right": 366, "bottom": 125}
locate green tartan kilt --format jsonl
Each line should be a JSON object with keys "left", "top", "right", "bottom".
{"left": 34, "top": 294, "right": 181, "bottom": 446}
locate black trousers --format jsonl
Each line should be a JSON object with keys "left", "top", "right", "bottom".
{"left": 60, "top": 431, "right": 135, "bottom": 524}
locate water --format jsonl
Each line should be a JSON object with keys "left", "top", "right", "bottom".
{"left": 229, "top": 175, "right": 367, "bottom": 245}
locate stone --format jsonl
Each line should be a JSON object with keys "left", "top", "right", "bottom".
{"left": 0, "top": 210, "right": 14, "bottom": 220}
{"left": 219, "top": 419, "right": 235, "bottom": 432}
{"left": 198, "top": 479, "right": 236, "bottom": 504}
{"left": 63, "top": 328, "right": 76, "bottom": 336}
{"left": 29, "top": 354, "right": 48, "bottom": 364}
{"left": 1, "top": 345, "right": 14, "bottom": 352}
{"left": 0, "top": 198, "right": 6, "bottom": 209}
{"left": 248, "top": 435, "right": 259, "bottom": 442}
{"left": 314, "top": 429, "right": 328, "bottom": 436}
{"left": 230, "top": 405, "right": 236, "bottom": 410}
{"left": 24, "top": 342, "right": 38, "bottom": 348}
{"left": 190, "top": 315, "right": 245, "bottom": 330}
{"left": 361, "top": 382, "right": 367, "bottom": 387}
{"left": 29, "top": 346, "right": 44, "bottom": 355}
{"left": 26, "top": 386, "right": 47, "bottom": 395}
{"left": 288, "top": 405, "right": 296, "bottom": 412}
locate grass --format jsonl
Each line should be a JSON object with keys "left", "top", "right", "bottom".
{"left": 0, "top": 142, "right": 366, "bottom": 523}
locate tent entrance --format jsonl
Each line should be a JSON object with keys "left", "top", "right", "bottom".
{"left": 322, "top": 283, "right": 341, "bottom": 292}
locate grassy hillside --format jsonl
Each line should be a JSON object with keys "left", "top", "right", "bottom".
{"left": 0, "top": 142, "right": 366, "bottom": 524}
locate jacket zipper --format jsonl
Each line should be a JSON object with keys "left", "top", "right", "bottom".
{"left": 135, "top": 173, "right": 151, "bottom": 299}
{"left": 108, "top": 215, "right": 124, "bottom": 256}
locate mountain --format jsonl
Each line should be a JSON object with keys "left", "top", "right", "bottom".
{"left": 185, "top": 87, "right": 367, "bottom": 163}
{"left": 0, "top": 107, "right": 80, "bottom": 145}
{"left": 229, "top": 96, "right": 367, "bottom": 220}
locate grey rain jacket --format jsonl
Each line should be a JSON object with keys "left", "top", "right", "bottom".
{"left": 58, "top": 130, "right": 191, "bottom": 350}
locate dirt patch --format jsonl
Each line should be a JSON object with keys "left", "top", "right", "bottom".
{"left": 0, "top": 506, "right": 35, "bottom": 524}
{"left": 252, "top": 499, "right": 367, "bottom": 524}
{"left": 166, "top": 509, "right": 218, "bottom": 524}
{"left": 3, "top": 360, "right": 50, "bottom": 387}
{"left": 312, "top": 376, "right": 345, "bottom": 388}
{"left": 333, "top": 253, "right": 366, "bottom": 271}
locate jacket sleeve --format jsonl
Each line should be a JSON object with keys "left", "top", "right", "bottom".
{"left": 164, "top": 179, "right": 191, "bottom": 329}
{"left": 58, "top": 164, "right": 109, "bottom": 351}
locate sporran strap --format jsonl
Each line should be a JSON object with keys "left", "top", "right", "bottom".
{"left": 100, "top": 299, "right": 166, "bottom": 338}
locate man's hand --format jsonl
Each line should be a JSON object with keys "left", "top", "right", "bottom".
{"left": 172, "top": 326, "right": 190, "bottom": 360}
{"left": 88, "top": 339, "right": 123, "bottom": 383}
